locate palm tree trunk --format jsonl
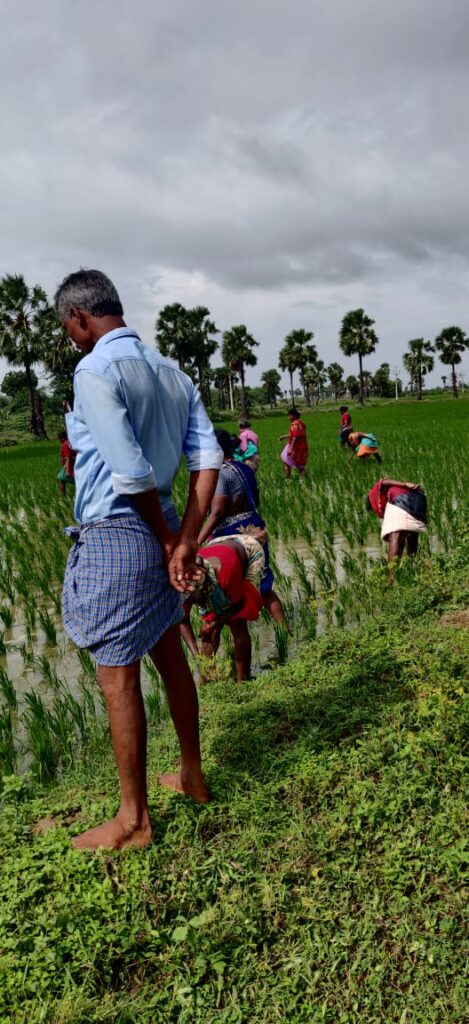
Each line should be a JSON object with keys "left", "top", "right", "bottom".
{"left": 452, "top": 363, "right": 458, "bottom": 398}
{"left": 34, "top": 391, "right": 47, "bottom": 438}
{"left": 240, "top": 366, "right": 247, "bottom": 419}
{"left": 358, "top": 353, "right": 364, "bottom": 405}
{"left": 289, "top": 370, "right": 294, "bottom": 404}
{"left": 228, "top": 374, "right": 234, "bottom": 411}
{"left": 24, "top": 362, "right": 39, "bottom": 436}
{"left": 417, "top": 366, "right": 422, "bottom": 401}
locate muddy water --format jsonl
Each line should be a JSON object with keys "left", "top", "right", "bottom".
{"left": 252, "top": 531, "right": 384, "bottom": 672}
{"left": 1, "top": 530, "right": 385, "bottom": 700}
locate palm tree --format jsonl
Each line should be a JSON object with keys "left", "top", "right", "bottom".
{"left": 403, "top": 353, "right": 417, "bottom": 395}
{"left": 221, "top": 325, "right": 259, "bottom": 419}
{"left": 303, "top": 360, "right": 327, "bottom": 405}
{"left": 372, "top": 363, "right": 392, "bottom": 398}
{"left": 403, "top": 339, "right": 434, "bottom": 400}
{"left": 327, "top": 362, "right": 344, "bottom": 403}
{"left": 155, "top": 303, "right": 192, "bottom": 370}
{"left": 279, "top": 330, "right": 316, "bottom": 403}
{"left": 261, "top": 369, "right": 282, "bottom": 408}
{"left": 0, "top": 274, "right": 56, "bottom": 437}
{"left": 187, "top": 306, "right": 219, "bottom": 405}
{"left": 39, "top": 306, "right": 81, "bottom": 405}
{"left": 212, "top": 367, "right": 230, "bottom": 411}
{"left": 339, "top": 309, "right": 378, "bottom": 405}
{"left": 278, "top": 339, "right": 297, "bottom": 403}
{"left": 286, "top": 329, "right": 316, "bottom": 401}
{"left": 345, "top": 375, "right": 360, "bottom": 399}
{"left": 434, "top": 326, "right": 468, "bottom": 398}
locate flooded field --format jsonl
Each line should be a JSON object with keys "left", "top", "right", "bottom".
{"left": 1, "top": 397, "right": 468, "bottom": 777}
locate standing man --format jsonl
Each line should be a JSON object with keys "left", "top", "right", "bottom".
{"left": 55, "top": 269, "right": 222, "bottom": 850}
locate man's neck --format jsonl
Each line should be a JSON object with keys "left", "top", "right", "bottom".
{"left": 91, "top": 316, "right": 127, "bottom": 344}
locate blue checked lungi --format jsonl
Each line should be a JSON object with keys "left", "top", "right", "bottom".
{"left": 62, "top": 510, "right": 182, "bottom": 666}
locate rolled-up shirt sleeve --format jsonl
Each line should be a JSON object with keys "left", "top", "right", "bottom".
{"left": 183, "top": 386, "right": 223, "bottom": 472}
{"left": 74, "top": 369, "right": 156, "bottom": 495}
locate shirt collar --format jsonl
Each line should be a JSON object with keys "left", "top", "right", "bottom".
{"left": 93, "top": 327, "right": 140, "bottom": 352}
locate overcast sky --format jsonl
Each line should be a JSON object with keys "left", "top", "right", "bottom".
{"left": 1, "top": 0, "right": 469, "bottom": 390}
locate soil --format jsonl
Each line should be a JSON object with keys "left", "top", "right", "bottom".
{"left": 439, "top": 608, "right": 469, "bottom": 628}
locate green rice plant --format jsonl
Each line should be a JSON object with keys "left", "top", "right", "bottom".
{"left": 0, "top": 633, "right": 6, "bottom": 657}
{"left": 272, "top": 622, "right": 290, "bottom": 666}
{"left": 287, "top": 546, "right": 315, "bottom": 600}
{"left": 24, "top": 598, "right": 37, "bottom": 637}
{"left": 77, "top": 678, "right": 99, "bottom": 724}
{"left": 48, "top": 697, "right": 75, "bottom": 767}
{"left": 0, "top": 708, "right": 16, "bottom": 776}
{"left": 142, "top": 654, "right": 161, "bottom": 684}
{"left": 0, "top": 668, "right": 17, "bottom": 712}
{"left": 17, "top": 642, "right": 35, "bottom": 669}
{"left": 311, "top": 547, "right": 337, "bottom": 591}
{"left": 0, "top": 570, "right": 15, "bottom": 603}
{"left": 145, "top": 679, "right": 168, "bottom": 725}
{"left": 38, "top": 608, "right": 58, "bottom": 645}
{"left": 35, "top": 654, "right": 63, "bottom": 694}
{"left": 22, "top": 692, "right": 59, "bottom": 780}
{"left": 45, "top": 587, "right": 62, "bottom": 615}
{"left": 76, "top": 647, "right": 96, "bottom": 680}
{"left": 0, "top": 604, "right": 13, "bottom": 629}
{"left": 142, "top": 656, "right": 168, "bottom": 724}
{"left": 220, "top": 628, "right": 236, "bottom": 679}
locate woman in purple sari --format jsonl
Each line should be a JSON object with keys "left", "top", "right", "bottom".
{"left": 198, "top": 431, "right": 286, "bottom": 626}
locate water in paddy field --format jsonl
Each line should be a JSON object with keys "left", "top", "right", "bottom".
{"left": 251, "top": 530, "right": 384, "bottom": 673}
{"left": 1, "top": 525, "right": 441, "bottom": 698}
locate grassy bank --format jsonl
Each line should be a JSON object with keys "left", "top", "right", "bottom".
{"left": 1, "top": 538, "right": 468, "bottom": 1023}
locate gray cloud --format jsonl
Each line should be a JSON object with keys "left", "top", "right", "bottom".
{"left": 1, "top": 0, "right": 469, "bottom": 387}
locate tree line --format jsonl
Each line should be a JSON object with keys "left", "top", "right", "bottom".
{"left": 0, "top": 275, "right": 468, "bottom": 438}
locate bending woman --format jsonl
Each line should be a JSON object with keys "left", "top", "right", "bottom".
{"left": 347, "top": 431, "right": 382, "bottom": 463}
{"left": 198, "top": 430, "right": 286, "bottom": 625}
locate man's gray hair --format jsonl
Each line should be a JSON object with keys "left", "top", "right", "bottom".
{"left": 54, "top": 269, "right": 124, "bottom": 320}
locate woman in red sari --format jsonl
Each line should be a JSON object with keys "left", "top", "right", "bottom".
{"left": 279, "top": 408, "right": 308, "bottom": 477}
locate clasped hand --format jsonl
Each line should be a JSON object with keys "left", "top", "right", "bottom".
{"left": 164, "top": 534, "right": 204, "bottom": 593}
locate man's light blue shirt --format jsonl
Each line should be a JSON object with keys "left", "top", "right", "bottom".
{"left": 66, "top": 327, "right": 223, "bottom": 525}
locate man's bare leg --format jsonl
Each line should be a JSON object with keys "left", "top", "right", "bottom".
{"left": 73, "top": 661, "right": 152, "bottom": 851}
{"left": 229, "top": 619, "right": 251, "bottom": 681}
{"left": 150, "top": 625, "right": 209, "bottom": 803}
{"left": 283, "top": 464, "right": 291, "bottom": 478}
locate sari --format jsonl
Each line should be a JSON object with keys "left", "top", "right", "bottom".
{"left": 209, "top": 461, "right": 275, "bottom": 596}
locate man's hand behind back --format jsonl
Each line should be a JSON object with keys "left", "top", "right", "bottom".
{"left": 168, "top": 539, "right": 201, "bottom": 593}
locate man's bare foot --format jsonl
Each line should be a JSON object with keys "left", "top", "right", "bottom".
{"left": 158, "top": 770, "right": 210, "bottom": 804}
{"left": 71, "top": 813, "right": 152, "bottom": 851}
